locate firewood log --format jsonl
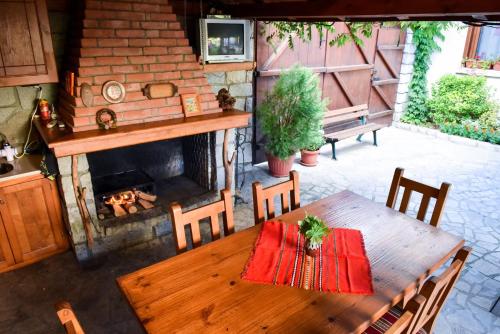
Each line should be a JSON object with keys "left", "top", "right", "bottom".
{"left": 112, "top": 204, "right": 127, "bottom": 217}
{"left": 135, "top": 190, "right": 157, "bottom": 202}
{"left": 138, "top": 199, "right": 154, "bottom": 209}
{"left": 124, "top": 202, "right": 138, "bottom": 214}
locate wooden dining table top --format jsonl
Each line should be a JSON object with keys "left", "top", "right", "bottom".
{"left": 117, "top": 190, "right": 464, "bottom": 334}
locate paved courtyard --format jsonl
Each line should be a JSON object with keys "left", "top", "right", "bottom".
{"left": 0, "top": 126, "right": 499, "bottom": 333}
{"left": 237, "top": 126, "right": 500, "bottom": 334}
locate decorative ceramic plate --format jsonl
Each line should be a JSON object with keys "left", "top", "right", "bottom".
{"left": 102, "top": 81, "right": 126, "bottom": 104}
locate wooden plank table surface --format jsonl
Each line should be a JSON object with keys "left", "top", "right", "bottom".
{"left": 117, "top": 190, "right": 464, "bottom": 334}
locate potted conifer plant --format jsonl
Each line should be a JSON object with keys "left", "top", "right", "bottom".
{"left": 258, "top": 65, "right": 327, "bottom": 177}
{"left": 298, "top": 214, "right": 330, "bottom": 257}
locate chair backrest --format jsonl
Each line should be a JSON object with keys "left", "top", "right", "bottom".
{"left": 55, "top": 301, "right": 85, "bottom": 334}
{"left": 379, "top": 246, "right": 471, "bottom": 334}
{"left": 252, "top": 170, "right": 300, "bottom": 225}
{"left": 407, "top": 246, "right": 471, "bottom": 334}
{"left": 323, "top": 104, "right": 369, "bottom": 128}
{"left": 386, "top": 167, "right": 451, "bottom": 227}
{"left": 169, "top": 189, "right": 234, "bottom": 254}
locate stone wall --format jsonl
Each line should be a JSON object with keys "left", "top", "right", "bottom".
{"left": 205, "top": 70, "right": 254, "bottom": 183}
{"left": 0, "top": 11, "right": 69, "bottom": 148}
{"left": 393, "top": 30, "right": 415, "bottom": 122}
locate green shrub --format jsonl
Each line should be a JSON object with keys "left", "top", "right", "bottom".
{"left": 440, "top": 122, "right": 500, "bottom": 145}
{"left": 427, "top": 75, "right": 495, "bottom": 125}
{"left": 258, "top": 65, "right": 327, "bottom": 159}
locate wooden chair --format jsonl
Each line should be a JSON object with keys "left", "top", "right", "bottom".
{"left": 386, "top": 168, "right": 451, "bottom": 227}
{"left": 364, "top": 246, "right": 471, "bottom": 334}
{"left": 252, "top": 170, "right": 300, "bottom": 225}
{"left": 169, "top": 189, "right": 234, "bottom": 254}
{"left": 55, "top": 301, "right": 85, "bottom": 334}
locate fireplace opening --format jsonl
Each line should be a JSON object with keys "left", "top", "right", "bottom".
{"left": 87, "top": 133, "right": 216, "bottom": 226}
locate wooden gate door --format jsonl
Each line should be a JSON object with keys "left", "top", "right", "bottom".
{"left": 322, "top": 23, "right": 377, "bottom": 133}
{"left": 254, "top": 22, "right": 327, "bottom": 163}
{"left": 254, "top": 23, "right": 404, "bottom": 163}
{"left": 369, "top": 25, "right": 406, "bottom": 125}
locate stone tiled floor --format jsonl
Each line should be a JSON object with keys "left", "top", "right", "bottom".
{"left": 237, "top": 126, "right": 500, "bottom": 334}
{"left": 0, "top": 126, "right": 499, "bottom": 333}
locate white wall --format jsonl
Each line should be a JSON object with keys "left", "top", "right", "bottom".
{"left": 427, "top": 24, "right": 500, "bottom": 102}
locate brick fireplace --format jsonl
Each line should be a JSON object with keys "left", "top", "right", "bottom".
{"left": 58, "top": 0, "right": 221, "bottom": 132}
{"left": 34, "top": 0, "right": 250, "bottom": 262}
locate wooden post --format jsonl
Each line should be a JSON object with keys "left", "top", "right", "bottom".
{"left": 222, "top": 129, "right": 236, "bottom": 191}
{"left": 71, "top": 155, "right": 94, "bottom": 247}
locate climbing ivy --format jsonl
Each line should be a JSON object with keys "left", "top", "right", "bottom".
{"left": 399, "top": 22, "right": 454, "bottom": 124}
{"left": 263, "top": 22, "right": 374, "bottom": 49}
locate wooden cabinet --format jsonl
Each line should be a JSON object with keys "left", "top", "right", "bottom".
{"left": 0, "top": 0, "right": 58, "bottom": 87}
{"left": 0, "top": 221, "right": 16, "bottom": 270}
{"left": 0, "top": 177, "right": 68, "bottom": 273}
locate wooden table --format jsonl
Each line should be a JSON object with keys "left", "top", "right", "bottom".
{"left": 117, "top": 191, "right": 464, "bottom": 334}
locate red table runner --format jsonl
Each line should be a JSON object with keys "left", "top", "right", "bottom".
{"left": 242, "top": 220, "right": 373, "bottom": 294}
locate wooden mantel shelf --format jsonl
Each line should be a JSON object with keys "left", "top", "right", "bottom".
{"left": 35, "top": 111, "right": 251, "bottom": 157}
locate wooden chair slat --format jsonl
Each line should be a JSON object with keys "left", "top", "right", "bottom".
{"left": 210, "top": 214, "right": 220, "bottom": 240}
{"left": 429, "top": 183, "right": 451, "bottom": 228}
{"left": 400, "top": 178, "right": 440, "bottom": 198}
{"left": 416, "top": 195, "right": 431, "bottom": 221}
{"left": 252, "top": 182, "right": 266, "bottom": 224}
{"left": 281, "top": 192, "right": 290, "bottom": 213}
{"left": 169, "top": 189, "right": 234, "bottom": 254}
{"left": 262, "top": 181, "right": 293, "bottom": 199}
{"left": 222, "top": 190, "right": 234, "bottom": 236}
{"left": 386, "top": 167, "right": 404, "bottom": 209}
{"left": 189, "top": 221, "right": 202, "bottom": 248}
{"left": 386, "top": 168, "right": 451, "bottom": 227}
{"left": 252, "top": 170, "right": 300, "bottom": 225}
{"left": 399, "top": 187, "right": 412, "bottom": 214}
{"left": 183, "top": 201, "right": 225, "bottom": 223}
{"left": 266, "top": 198, "right": 276, "bottom": 219}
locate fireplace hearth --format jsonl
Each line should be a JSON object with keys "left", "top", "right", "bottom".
{"left": 87, "top": 134, "right": 215, "bottom": 224}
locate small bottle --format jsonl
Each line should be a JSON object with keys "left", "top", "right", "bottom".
{"left": 39, "top": 99, "right": 51, "bottom": 121}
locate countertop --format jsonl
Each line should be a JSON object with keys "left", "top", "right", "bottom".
{"left": 0, "top": 154, "right": 42, "bottom": 185}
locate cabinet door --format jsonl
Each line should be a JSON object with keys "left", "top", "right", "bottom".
{"left": 0, "top": 0, "right": 58, "bottom": 86}
{"left": 0, "top": 178, "right": 68, "bottom": 264}
{"left": 0, "top": 219, "right": 15, "bottom": 270}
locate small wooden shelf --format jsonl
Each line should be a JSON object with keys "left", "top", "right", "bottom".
{"left": 202, "top": 62, "right": 255, "bottom": 73}
{"left": 35, "top": 110, "right": 251, "bottom": 157}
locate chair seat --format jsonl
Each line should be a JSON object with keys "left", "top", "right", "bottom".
{"left": 363, "top": 305, "right": 427, "bottom": 334}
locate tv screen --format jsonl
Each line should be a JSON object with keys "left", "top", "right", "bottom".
{"left": 207, "top": 23, "right": 245, "bottom": 56}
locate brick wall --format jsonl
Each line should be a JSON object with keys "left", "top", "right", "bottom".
{"left": 59, "top": 0, "right": 222, "bottom": 132}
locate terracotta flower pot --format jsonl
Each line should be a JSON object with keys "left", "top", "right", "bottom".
{"left": 300, "top": 149, "right": 320, "bottom": 167}
{"left": 266, "top": 153, "right": 295, "bottom": 178}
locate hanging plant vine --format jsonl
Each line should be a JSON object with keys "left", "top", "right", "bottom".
{"left": 263, "top": 22, "right": 374, "bottom": 49}
{"left": 399, "top": 22, "right": 453, "bottom": 125}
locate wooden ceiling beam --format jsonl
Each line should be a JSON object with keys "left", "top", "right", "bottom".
{"left": 221, "top": 0, "right": 500, "bottom": 21}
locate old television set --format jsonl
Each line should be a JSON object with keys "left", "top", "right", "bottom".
{"left": 199, "top": 18, "right": 253, "bottom": 63}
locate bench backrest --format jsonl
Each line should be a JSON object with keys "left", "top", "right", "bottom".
{"left": 323, "top": 104, "right": 369, "bottom": 127}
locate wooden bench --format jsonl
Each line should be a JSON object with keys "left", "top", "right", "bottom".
{"left": 323, "top": 104, "right": 384, "bottom": 160}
